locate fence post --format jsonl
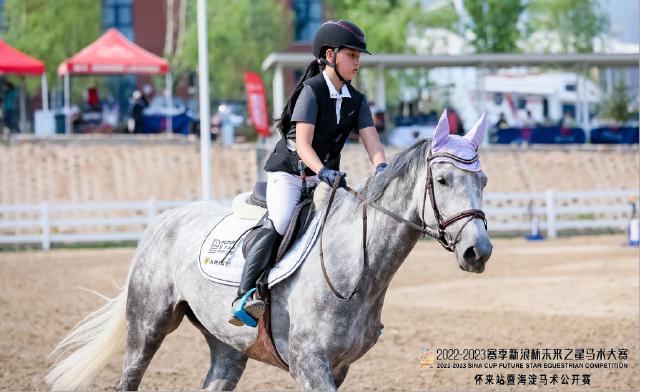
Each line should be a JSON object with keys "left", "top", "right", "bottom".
{"left": 545, "top": 189, "right": 557, "bottom": 239}
{"left": 147, "top": 199, "right": 157, "bottom": 223}
{"left": 40, "top": 202, "right": 51, "bottom": 250}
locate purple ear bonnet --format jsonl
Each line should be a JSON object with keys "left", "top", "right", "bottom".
{"left": 430, "top": 109, "right": 487, "bottom": 172}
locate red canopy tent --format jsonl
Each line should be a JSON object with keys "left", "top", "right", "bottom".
{"left": 0, "top": 38, "right": 49, "bottom": 114}
{"left": 0, "top": 38, "right": 46, "bottom": 75}
{"left": 57, "top": 28, "right": 171, "bottom": 133}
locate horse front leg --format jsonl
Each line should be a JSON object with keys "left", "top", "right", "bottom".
{"left": 332, "top": 365, "right": 350, "bottom": 388}
{"left": 288, "top": 349, "right": 337, "bottom": 391}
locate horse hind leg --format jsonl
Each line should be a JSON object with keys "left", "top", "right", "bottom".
{"left": 186, "top": 307, "right": 248, "bottom": 391}
{"left": 115, "top": 292, "right": 187, "bottom": 391}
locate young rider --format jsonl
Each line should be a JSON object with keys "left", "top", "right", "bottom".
{"left": 230, "top": 20, "right": 388, "bottom": 326}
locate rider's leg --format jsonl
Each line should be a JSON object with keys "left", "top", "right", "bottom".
{"left": 229, "top": 217, "right": 282, "bottom": 324}
{"left": 229, "top": 172, "right": 303, "bottom": 326}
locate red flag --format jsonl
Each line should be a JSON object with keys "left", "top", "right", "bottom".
{"left": 244, "top": 71, "right": 270, "bottom": 137}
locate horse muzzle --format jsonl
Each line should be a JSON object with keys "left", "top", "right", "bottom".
{"left": 458, "top": 237, "right": 492, "bottom": 273}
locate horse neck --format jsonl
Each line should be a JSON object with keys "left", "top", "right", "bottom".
{"left": 361, "top": 165, "right": 429, "bottom": 296}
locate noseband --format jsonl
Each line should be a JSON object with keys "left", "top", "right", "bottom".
{"left": 423, "top": 152, "right": 487, "bottom": 252}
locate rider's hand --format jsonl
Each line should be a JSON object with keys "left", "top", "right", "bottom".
{"left": 375, "top": 163, "right": 388, "bottom": 175}
{"left": 318, "top": 167, "right": 347, "bottom": 188}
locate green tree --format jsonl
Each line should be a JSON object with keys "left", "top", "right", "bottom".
{"left": 324, "top": 0, "right": 458, "bottom": 54}
{"left": 2, "top": 0, "right": 101, "bottom": 93}
{"left": 464, "top": 0, "right": 525, "bottom": 53}
{"left": 601, "top": 76, "right": 633, "bottom": 124}
{"left": 526, "top": 0, "right": 609, "bottom": 53}
{"left": 175, "top": 0, "right": 290, "bottom": 100}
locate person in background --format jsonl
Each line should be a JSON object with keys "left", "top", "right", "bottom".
{"left": 559, "top": 111, "right": 577, "bottom": 128}
{"left": 495, "top": 112, "right": 509, "bottom": 129}
{"left": 2, "top": 81, "right": 18, "bottom": 133}
{"left": 521, "top": 110, "right": 535, "bottom": 128}
{"left": 127, "top": 90, "right": 148, "bottom": 133}
{"left": 86, "top": 87, "right": 101, "bottom": 111}
{"left": 447, "top": 108, "right": 465, "bottom": 135}
{"left": 142, "top": 84, "right": 153, "bottom": 107}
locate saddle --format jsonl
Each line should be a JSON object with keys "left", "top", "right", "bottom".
{"left": 241, "top": 182, "right": 317, "bottom": 262}
{"left": 241, "top": 181, "right": 317, "bottom": 371}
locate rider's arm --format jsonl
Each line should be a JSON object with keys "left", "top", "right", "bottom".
{"left": 359, "top": 126, "right": 386, "bottom": 167}
{"left": 295, "top": 122, "right": 325, "bottom": 174}
{"left": 357, "top": 97, "right": 386, "bottom": 167}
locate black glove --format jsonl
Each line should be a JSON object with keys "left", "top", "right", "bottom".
{"left": 375, "top": 163, "right": 388, "bottom": 175}
{"left": 318, "top": 167, "right": 347, "bottom": 188}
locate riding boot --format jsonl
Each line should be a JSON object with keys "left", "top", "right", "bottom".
{"left": 229, "top": 218, "right": 283, "bottom": 326}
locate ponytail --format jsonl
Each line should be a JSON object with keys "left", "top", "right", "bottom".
{"left": 275, "top": 59, "right": 324, "bottom": 135}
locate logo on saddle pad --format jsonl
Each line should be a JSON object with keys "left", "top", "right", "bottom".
{"left": 209, "top": 239, "right": 238, "bottom": 255}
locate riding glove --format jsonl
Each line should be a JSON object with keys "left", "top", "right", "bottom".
{"left": 318, "top": 167, "right": 347, "bottom": 188}
{"left": 375, "top": 163, "right": 388, "bottom": 175}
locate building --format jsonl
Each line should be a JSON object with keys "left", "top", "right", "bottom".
{"left": 101, "top": 0, "right": 171, "bottom": 109}
{"left": 101, "top": 0, "right": 325, "bottom": 111}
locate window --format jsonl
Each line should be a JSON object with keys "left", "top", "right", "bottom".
{"left": 102, "top": 0, "right": 134, "bottom": 40}
{"left": 516, "top": 97, "right": 527, "bottom": 109}
{"left": 293, "top": 0, "right": 322, "bottom": 42}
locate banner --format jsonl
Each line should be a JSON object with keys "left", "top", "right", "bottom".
{"left": 244, "top": 71, "right": 270, "bottom": 137}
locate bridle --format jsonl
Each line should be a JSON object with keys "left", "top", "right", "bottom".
{"left": 423, "top": 151, "right": 487, "bottom": 252}
{"left": 319, "top": 150, "right": 488, "bottom": 299}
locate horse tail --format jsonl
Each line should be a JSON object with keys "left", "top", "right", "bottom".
{"left": 45, "top": 283, "right": 128, "bottom": 391}
{"left": 45, "top": 208, "right": 174, "bottom": 390}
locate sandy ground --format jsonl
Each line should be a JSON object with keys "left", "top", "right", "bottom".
{"left": 0, "top": 234, "right": 639, "bottom": 391}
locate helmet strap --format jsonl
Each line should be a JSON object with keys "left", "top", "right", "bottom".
{"left": 321, "top": 48, "right": 350, "bottom": 84}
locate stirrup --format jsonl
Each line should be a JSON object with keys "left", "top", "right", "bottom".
{"left": 230, "top": 288, "right": 261, "bottom": 327}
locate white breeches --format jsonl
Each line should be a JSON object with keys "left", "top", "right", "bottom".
{"left": 266, "top": 171, "right": 319, "bottom": 236}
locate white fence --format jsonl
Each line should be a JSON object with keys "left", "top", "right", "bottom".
{"left": 0, "top": 190, "right": 639, "bottom": 250}
{"left": 483, "top": 189, "right": 638, "bottom": 238}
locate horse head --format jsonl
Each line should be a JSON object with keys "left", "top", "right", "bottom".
{"left": 427, "top": 108, "right": 493, "bottom": 273}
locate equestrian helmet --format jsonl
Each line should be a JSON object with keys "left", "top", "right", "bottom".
{"left": 311, "top": 20, "right": 371, "bottom": 58}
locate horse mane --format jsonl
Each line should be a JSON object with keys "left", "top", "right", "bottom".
{"left": 317, "top": 138, "right": 431, "bottom": 221}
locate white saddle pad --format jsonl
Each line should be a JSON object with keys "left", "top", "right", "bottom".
{"left": 198, "top": 211, "right": 322, "bottom": 288}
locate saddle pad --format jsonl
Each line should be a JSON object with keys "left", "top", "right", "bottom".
{"left": 198, "top": 211, "right": 322, "bottom": 288}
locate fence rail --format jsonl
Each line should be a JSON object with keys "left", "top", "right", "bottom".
{"left": 0, "top": 190, "right": 639, "bottom": 250}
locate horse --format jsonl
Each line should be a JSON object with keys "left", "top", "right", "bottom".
{"left": 46, "top": 109, "right": 493, "bottom": 391}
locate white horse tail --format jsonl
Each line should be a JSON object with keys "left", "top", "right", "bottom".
{"left": 45, "top": 285, "right": 128, "bottom": 391}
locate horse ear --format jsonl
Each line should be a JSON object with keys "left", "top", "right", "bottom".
{"left": 465, "top": 112, "right": 488, "bottom": 149}
{"left": 432, "top": 108, "right": 450, "bottom": 149}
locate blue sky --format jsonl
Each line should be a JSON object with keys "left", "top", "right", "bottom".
{"left": 604, "top": 0, "right": 640, "bottom": 43}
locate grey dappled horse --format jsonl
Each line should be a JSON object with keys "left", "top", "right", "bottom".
{"left": 46, "top": 112, "right": 492, "bottom": 391}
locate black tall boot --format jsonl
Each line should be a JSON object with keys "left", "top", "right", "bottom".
{"left": 229, "top": 218, "right": 283, "bottom": 326}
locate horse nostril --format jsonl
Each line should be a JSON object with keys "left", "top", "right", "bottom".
{"left": 463, "top": 246, "right": 477, "bottom": 263}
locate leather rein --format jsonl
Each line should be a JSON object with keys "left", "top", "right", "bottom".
{"left": 319, "top": 151, "right": 488, "bottom": 300}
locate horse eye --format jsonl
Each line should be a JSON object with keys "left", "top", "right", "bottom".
{"left": 436, "top": 176, "right": 447, "bottom": 186}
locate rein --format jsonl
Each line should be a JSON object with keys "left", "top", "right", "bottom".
{"left": 319, "top": 152, "right": 488, "bottom": 300}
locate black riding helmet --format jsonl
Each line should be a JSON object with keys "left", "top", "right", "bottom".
{"left": 312, "top": 20, "right": 371, "bottom": 83}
